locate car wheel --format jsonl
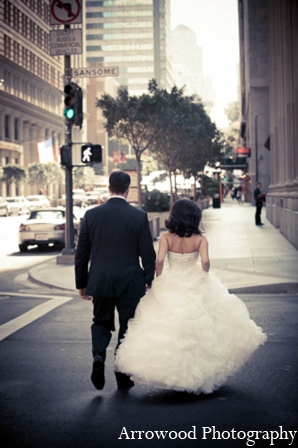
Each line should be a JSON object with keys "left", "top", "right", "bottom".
{"left": 19, "top": 244, "right": 28, "bottom": 252}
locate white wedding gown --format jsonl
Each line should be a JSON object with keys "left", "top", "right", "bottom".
{"left": 115, "top": 251, "right": 267, "bottom": 394}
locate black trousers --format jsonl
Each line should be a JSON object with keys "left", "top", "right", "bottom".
{"left": 255, "top": 201, "right": 263, "bottom": 225}
{"left": 91, "top": 287, "right": 141, "bottom": 361}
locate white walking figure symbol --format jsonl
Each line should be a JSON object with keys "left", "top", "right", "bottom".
{"left": 83, "top": 147, "right": 92, "bottom": 162}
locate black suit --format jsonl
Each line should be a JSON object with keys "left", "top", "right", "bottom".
{"left": 254, "top": 187, "right": 263, "bottom": 225}
{"left": 75, "top": 197, "right": 156, "bottom": 360}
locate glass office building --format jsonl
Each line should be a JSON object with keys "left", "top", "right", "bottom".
{"left": 85, "top": 0, "right": 173, "bottom": 95}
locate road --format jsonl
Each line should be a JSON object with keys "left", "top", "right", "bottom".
{"left": 0, "top": 215, "right": 297, "bottom": 448}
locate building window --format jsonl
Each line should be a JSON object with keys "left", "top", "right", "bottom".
{"left": 5, "top": 157, "right": 9, "bottom": 165}
{"left": 5, "top": 115, "right": 10, "bottom": 139}
{"left": 14, "top": 119, "right": 19, "bottom": 140}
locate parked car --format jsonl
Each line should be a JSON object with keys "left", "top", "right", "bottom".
{"left": 58, "top": 190, "right": 86, "bottom": 207}
{"left": 94, "top": 187, "right": 109, "bottom": 204}
{"left": 18, "top": 208, "right": 80, "bottom": 252}
{"left": 0, "top": 197, "right": 8, "bottom": 217}
{"left": 6, "top": 196, "right": 31, "bottom": 215}
{"left": 85, "top": 191, "right": 100, "bottom": 205}
{"left": 26, "top": 195, "right": 50, "bottom": 209}
{"left": 72, "top": 190, "right": 86, "bottom": 207}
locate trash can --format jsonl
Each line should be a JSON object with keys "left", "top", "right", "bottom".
{"left": 212, "top": 194, "right": 220, "bottom": 209}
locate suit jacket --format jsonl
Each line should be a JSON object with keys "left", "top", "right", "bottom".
{"left": 75, "top": 198, "right": 156, "bottom": 298}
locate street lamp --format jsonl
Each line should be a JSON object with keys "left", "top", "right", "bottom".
{"left": 255, "top": 114, "right": 259, "bottom": 182}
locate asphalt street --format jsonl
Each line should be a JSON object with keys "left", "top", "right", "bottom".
{"left": 0, "top": 290, "right": 297, "bottom": 448}
{"left": 0, "top": 205, "right": 297, "bottom": 448}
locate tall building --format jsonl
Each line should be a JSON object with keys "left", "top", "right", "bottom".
{"left": 0, "top": 0, "right": 64, "bottom": 196}
{"left": 85, "top": 0, "right": 173, "bottom": 96}
{"left": 171, "top": 24, "right": 204, "bottom": 98}
{"left": 238, "top": 0, "right": 298, "bottom": 248}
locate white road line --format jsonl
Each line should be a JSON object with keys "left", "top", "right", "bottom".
{"left": 0, "top": 292, "right": 73, "bottom": 341}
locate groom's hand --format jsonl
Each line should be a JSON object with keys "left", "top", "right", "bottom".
{"left": 78, "top": 288, "right": 92, "bottom": 300}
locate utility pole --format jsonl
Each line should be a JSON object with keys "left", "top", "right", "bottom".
{"left": 61, "top": 23, "right": 75, "bottom": 260}
{"left": 255, "top": 114, "right": 259, "bottom": 183}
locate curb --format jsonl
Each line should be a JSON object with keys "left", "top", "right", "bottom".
{"left": 27, "top": 271, "right": 76, "bottom": 292}
{"left": 229, "top": 282, "right": 298, "bottom": 295}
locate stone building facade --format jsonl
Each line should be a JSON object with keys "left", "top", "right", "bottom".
{"left": 0, "top": 0, "right": 64, "bottom": 197}
{"left": 238, "top": 0, "right": 298, "bottom": 248}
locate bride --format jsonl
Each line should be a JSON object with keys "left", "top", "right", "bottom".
{"left": 115, "top": 198, "right": 267, "bottom": 394}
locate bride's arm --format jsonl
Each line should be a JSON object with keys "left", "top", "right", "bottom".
{"left": 155, "top": 233, "right": 169, "bottom": 276}
{"left": 199, "top": 236, "right": 210, "bottom": 272}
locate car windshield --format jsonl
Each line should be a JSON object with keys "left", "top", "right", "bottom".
{"left": 6, "top": 198, "right": 18, "bottom": 203}
{"left": 27, "top": 197, "right": 40, "bottom": 201}
{"left": 29, "top": 210, "right": 65, "bottom": 220}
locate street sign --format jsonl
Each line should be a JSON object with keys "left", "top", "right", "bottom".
{"left": 81, "top": 145, "right": 102, "bottom": 164}
{"left": 50, "top": 29, "right": 82, "bottom": 56}
{"left": 50, "top": 0, "right": 82, "bottom": 25}
{"left": 72, "top": 67, "right": 119, "bottom": 78}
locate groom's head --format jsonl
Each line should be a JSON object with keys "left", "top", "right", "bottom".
{"left": 109, "top": 171, "right": 131, "bottom": 196}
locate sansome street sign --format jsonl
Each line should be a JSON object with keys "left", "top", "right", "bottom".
{"left": 50, "top": 0, "right": 82, "bottom": 25}
{"left": 50, "top": 29, "right": 82, "bottom": 56}
{"left": 72, "top": 67, "right": 119, "bottom": 78}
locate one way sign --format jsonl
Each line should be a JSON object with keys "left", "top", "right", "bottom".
{"left": 81, "top": 144, "right": 102, "bottom": 163}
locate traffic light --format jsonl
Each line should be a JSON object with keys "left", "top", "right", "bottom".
{"left": 63, "top": 82, "right": 83, "bottom": 128}
{"left": 60, "top": 144, "right": 72, "bottom": 166}
{"left": 81, "top": 145, "right": 102, "bottom": 164}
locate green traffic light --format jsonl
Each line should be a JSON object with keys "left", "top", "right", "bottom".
{"left": 64, "top": 108, "right": 75, "bottom": 120}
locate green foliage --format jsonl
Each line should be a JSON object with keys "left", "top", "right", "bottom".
{"left": 28, "top": 163, "right": 63, "bottom": 191}
{"left": 224, "top": 101, "right": 240, "bottom": 124}
{"left": 142, "top": 189, "right": 170, "bottom": 212}
{"left": 96, "top": 79, "right": 224, "bottom": 207}
{"left": 72, "top": 166, "right": 95, "bottom": 189}
{"left": 1, "top": 164, "right": 26, "bottom": 184}
{"left": 200, "top": 175, "right": 220, "bottom": 198}
{"left": 116, "top": 154, "right": 137, "bottom": 171}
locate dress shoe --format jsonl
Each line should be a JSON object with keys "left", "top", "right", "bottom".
{"left": 115, "top": 371, "right": 134, "bottom": 390}
{"left": 91, "top": 357, "right": 105, "bottom": 390}
{"left": 256, "top": 223, "right": 264, "bottom": 226}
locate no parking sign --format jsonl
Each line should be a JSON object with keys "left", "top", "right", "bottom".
{"left": 50, "top": 0, "right": 82, "bottom": 25}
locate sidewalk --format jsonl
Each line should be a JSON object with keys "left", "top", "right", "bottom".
{"left": 28, "top": 198, "right": 298, "bottom": 294}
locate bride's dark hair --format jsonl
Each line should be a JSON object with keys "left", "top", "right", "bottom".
{"left": 165, "top": 198, "right": 203, "bottom": 237}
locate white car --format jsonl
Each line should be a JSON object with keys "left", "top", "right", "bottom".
{"left": 26, "top": 195, "right": 50, "bottom": 209}
{"left": 18, "top": 208, "right": 81, "bottom": 252}
{"left": 6, "top": 196, "right": 31, "bottom": 215}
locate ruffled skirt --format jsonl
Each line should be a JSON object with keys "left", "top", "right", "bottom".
{"left": 114, "top": 265, "right": 267, "bottom": 394}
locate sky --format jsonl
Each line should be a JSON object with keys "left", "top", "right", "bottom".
{"left": 170, "top": 0, "right": 240, "bottom": 129}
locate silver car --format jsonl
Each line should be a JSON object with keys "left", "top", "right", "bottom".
{"left": 18, "top": 208, "right": 80, "bottom": 252}
{"left": 26, "top": 195, "right": 50, "bottom": 209}
{"left": 6, "top": 196, "right": 31, "bottom": 215}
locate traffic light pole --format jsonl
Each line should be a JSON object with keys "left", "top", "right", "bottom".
{"left": 61, "top": 30, "right": 75, "bottom": 259}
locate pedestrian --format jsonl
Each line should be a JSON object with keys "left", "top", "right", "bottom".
{"left": 75, "top": 171, "right": 156, "bottom": 391}
{"left": 254, "top": 182, "right": 266, "bottom": 226}
{"left": 236, "top": 186, "right": 243, "bottom": 204}
{"left": 115, "top": 199, "right": 267, "bottom": 394}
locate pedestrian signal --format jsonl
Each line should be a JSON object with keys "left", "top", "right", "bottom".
{"left": 60, "top": 144, "right": 72, "bottom": 166}
{"left": 81, "top": 145, "right": 102, "bottom": 164}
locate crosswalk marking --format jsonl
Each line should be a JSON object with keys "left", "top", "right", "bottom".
{"left": 0, "top": 292, "right": 73, "bottom": 341}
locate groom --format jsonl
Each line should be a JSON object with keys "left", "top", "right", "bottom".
{"left": 75, "top": 171, "right": 156, "bottom": 390}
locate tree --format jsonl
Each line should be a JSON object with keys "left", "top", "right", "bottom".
{"left": 148, "top": 84, "right": 223, "bottom": 204}
{"left": 72, "top": 166, "right": 95, "bottom": 190}
{"left": 27, "top": 163, "right": 63, "bottom": 194}
{"left": 115, "top": 154, "right": 137, "bottom": 171}
{"left": 96, "top": 81, "right": 163, "bottom": 208}
{"left": 224, "top": 101, "right": 240, "bottom": 124}
{"left": 0, "top": 164, "right": 26, "bottom": 196}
